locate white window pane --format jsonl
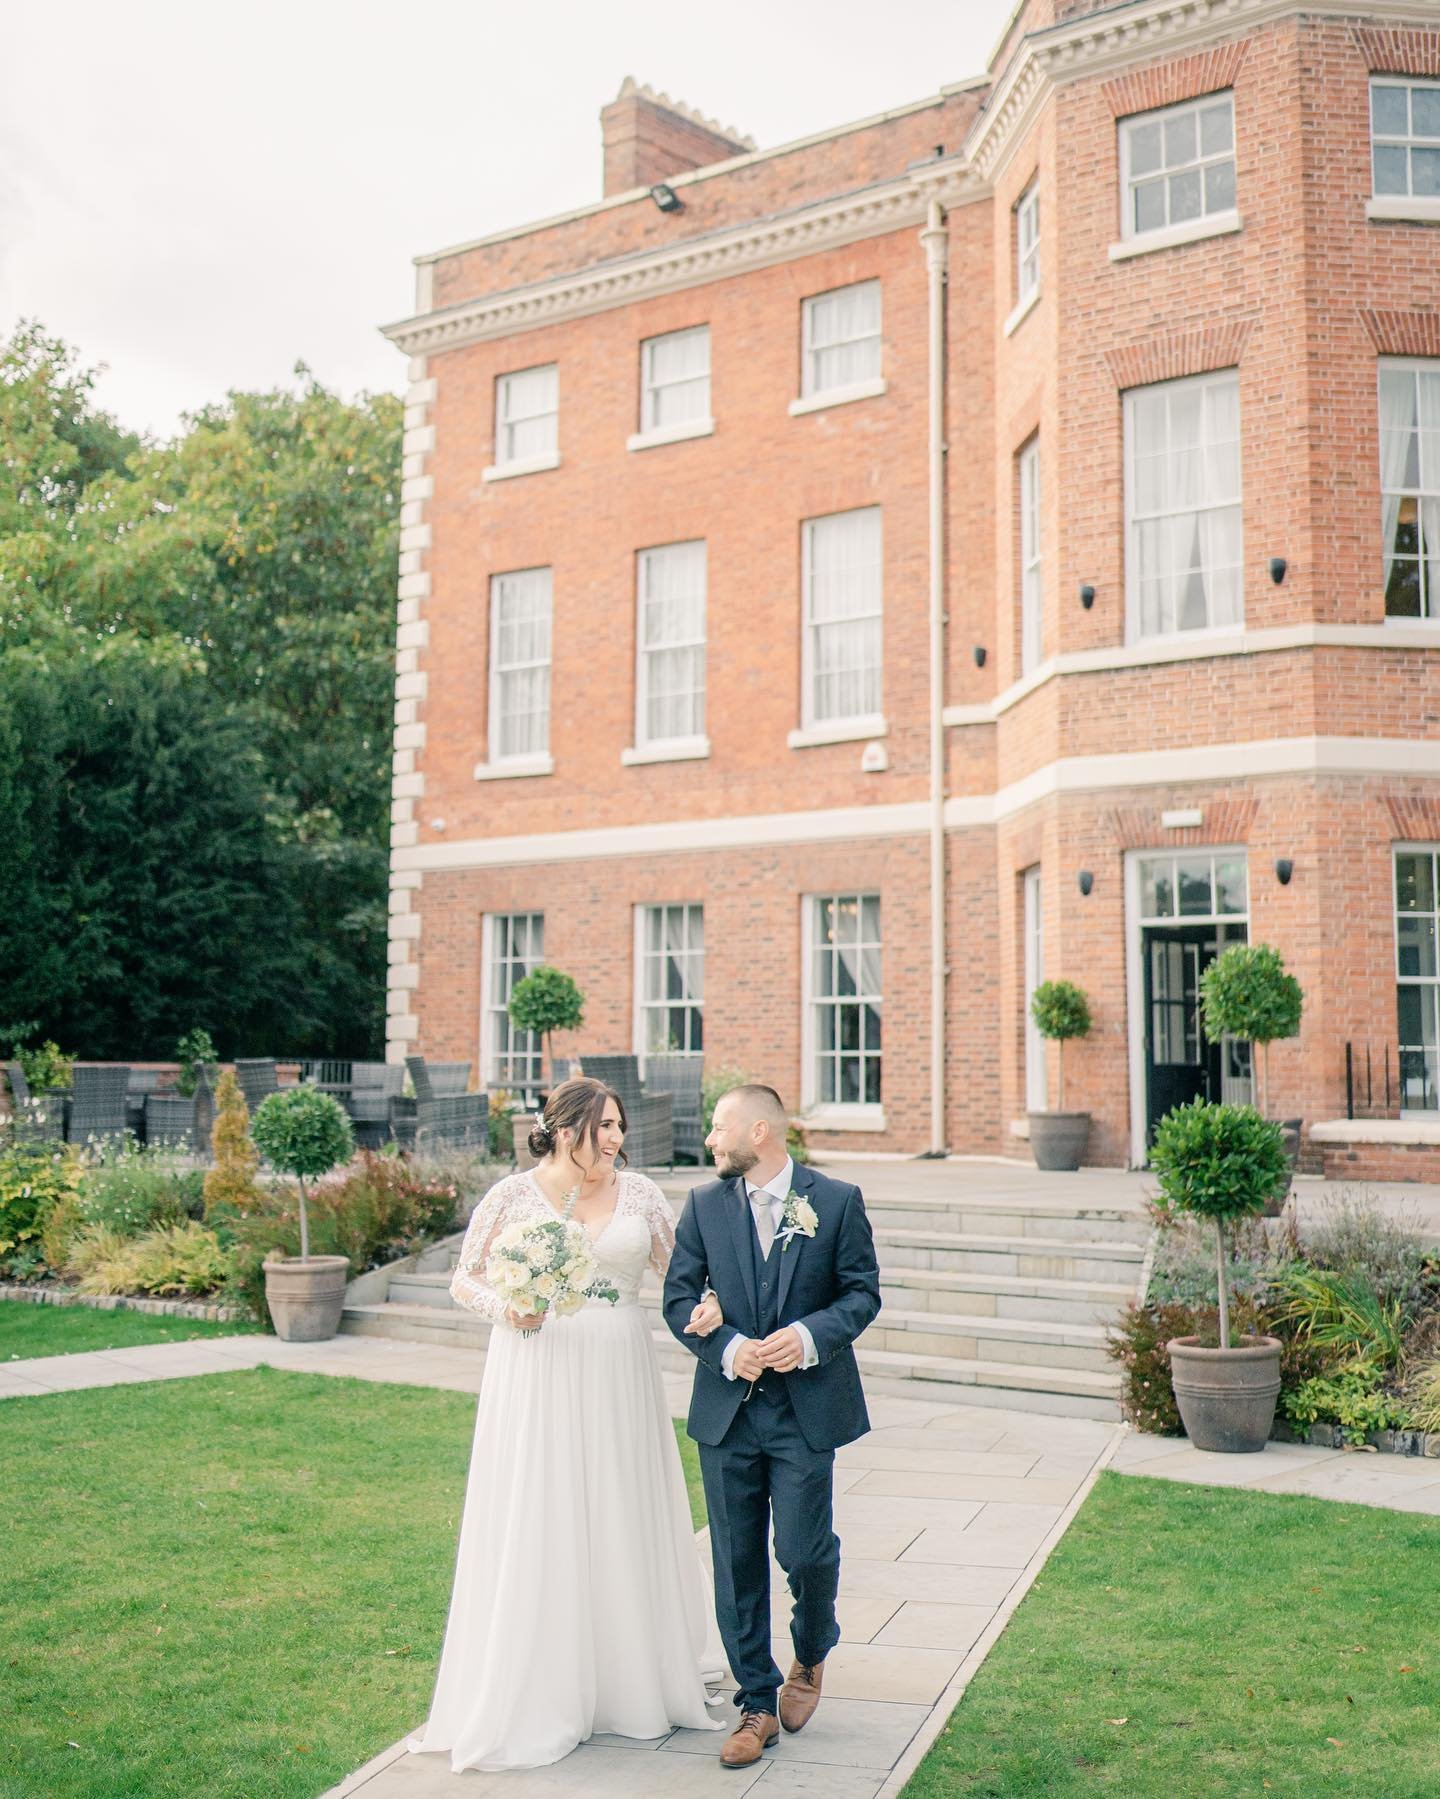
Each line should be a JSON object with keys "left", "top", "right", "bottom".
{"left": 1415, "top": 147, "right": 1440, "bottom": 196}
{"left": 1373, "top": 83, "right": 1410, "bottom": 137}
{"left": 1374, "top": 143, "right": 1410, "bottom": 195}
{"left": 1164, "top": 110, "right": 1197, "bottom": 165}
{"left": 1415, "top": 88, "right": 1440, "bottom": 138}
{"left": 1204, "top": 160, "right": 1236, "bottom": 212}
{"left": 804, "top": 282, "right": 881, "bottom": 394}
{"left": 1129, "top": 118, "right": 1163, "bottom": 176}
{"left": 1200, "top": 102, "right": 1233, "bottom": 155}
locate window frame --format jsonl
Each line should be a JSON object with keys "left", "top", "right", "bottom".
{"left": 493, "top": 363, "right": 559, "bottom": 470}
{"left": 1123, "top": 368, "right": 1244, "bottom": 645}
{"left": 633, "top": 902, "right": 705, "bottom": 1066}
{"left": 1117, "top": 91, "right": 1238, "bottom": 246}
{"left": 1019, "top": 436, "right": 1042, "bottom": 675}
{"left": 1023, "top": 867, "right": 1046, "bottom": 1113}
{"left": 1016, "top": 180, "right": 1041, "bottom": 306}
{"left": 1378, "top": 357, "right": 1440, "bottom": 621}
{"left": 638, "top": 325, "right": 712, "bottom": 438}
{"left": 800, "top": 279, "right": 883, "bottom": 402}
{"left": 799, "top": 506, "right": 885, "bottom": 735}
{"left": 634, "top": 539, "right": 708, "bottom": 754}
{"left": 487, "top": 565, "right": 553, "bottom": 768}
{"left": 1395, "top": 846, "right": 1440, "bottom": 1114}
{"left": 1370, "top": 76, "right": 1440, "bottom": 202}
{"left": 480, "top": 910, "right": 545, "bottom": 1094}
{"left": 801, "top": 892, "right": 884, "bottom": 1126}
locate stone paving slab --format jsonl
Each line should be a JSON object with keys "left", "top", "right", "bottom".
{"left": 1113, "top": 1428, "right": 1440, "bottom": 1514}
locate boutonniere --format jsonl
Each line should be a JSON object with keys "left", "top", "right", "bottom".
{"left": 777, "top": 1188, "right": 818, "bottom": 1252}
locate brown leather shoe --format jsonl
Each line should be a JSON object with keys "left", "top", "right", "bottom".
{"left": 779, "top": 1658, "right": 824, "bottom": 1733}
{"left": 720, "top": 1709, "right": 779, "bottom": 1768}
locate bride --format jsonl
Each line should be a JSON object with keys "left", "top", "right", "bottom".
{"left": 410, "top": 1075, "right": 728, "bottom": 1772}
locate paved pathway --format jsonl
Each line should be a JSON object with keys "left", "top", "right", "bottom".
{"left": 1, "top": 1328, "right": 1120, "bottom": 1799}
{"left": 1113, "top": 1427, "right": 1440, "bottom": 1514}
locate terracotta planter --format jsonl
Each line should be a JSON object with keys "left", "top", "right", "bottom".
{"left": 263, "top": 1254, "right": 350, "bottom": 1342}
{"left": 1027, "top": 1110, "right": 1091, "bottom": 1172}
{"left": 1168, "top": 1334, "right": 1282, "bottom": 1452}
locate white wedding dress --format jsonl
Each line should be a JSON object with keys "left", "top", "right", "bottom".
{"left": 409, "top": 1167, "right": 726, "bottom": 1773}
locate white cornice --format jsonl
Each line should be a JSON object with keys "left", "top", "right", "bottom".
{"left": 965, "top": 0, "right": 1440, "bottom": 181}
{"left": 391, "top": 735, "right": 1440, "bottom": 874}
{"left": 383, "top": 173, "right": 983, "bottom": 357}
{"left": 944, "top": 622, "right": 1440, "bottom": 728}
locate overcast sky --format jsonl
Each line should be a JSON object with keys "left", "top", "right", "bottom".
{"left": 1, "top": 0, "right": 1012, "bottom": 442}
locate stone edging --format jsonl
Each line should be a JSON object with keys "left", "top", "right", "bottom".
{"left": 1269, "top": 1417, "right": 1440, "bottom": 1457}
{"left": 0, "top": 1282, "right": 247, "bottom": 1324}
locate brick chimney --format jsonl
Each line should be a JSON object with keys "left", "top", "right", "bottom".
{"left": 601, "top": 77, "right": 756, "bottom": 198}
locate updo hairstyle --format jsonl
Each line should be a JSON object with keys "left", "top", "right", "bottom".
{"left": 528, "top": 1076, "right": 628, "bottom": 1166}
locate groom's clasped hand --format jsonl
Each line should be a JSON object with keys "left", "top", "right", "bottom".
{"left": 729, "top": 1328, "right": 807, "bottom": 1377}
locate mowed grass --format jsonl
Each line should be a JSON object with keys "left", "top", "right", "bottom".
{"left": 1, "top": 1366, "right": 709, "bottom": 1798}
{"left": 1, "top": 1299, "right": 261, "bottom": 1361}
{"left": 905, "top": 1470, "right": 1440, "bottom": 1799}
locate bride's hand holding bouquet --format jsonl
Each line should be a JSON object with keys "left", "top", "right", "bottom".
{"left": 485, "top": 1213, "right": 619, "bottom": 1337}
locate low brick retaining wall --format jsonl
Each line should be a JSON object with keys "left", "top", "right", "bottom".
{"left": 0, "top": 1282, "right": 247, "bottom": 1324}
{"left": 1269, "top": 1417, "right": 1440, "bottom": 1457}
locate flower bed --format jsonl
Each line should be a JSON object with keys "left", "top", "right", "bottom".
{"left": 1109, "top": 1190, "right": 1440, "bottom": 1452}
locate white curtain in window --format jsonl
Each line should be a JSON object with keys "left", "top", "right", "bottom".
{"left": 807, "top": 509, "right": 882, "bottom": 721}
{"left": 639, "top": 541, "right": 706, "bottom": 743}
{"left": 1379, "top": 365, "right": 1418, "bottom": 589}
{"left": 807, "top": 282, "right": 881, "bottom": 393}
{"left": 491, "top": 569, "right": 552, "bottom": 759}
{"left": 499, "top": 366, "right": 557, "bottom": 462}
{"left": 644, "top": 328, "right": 710, "bottom": 430}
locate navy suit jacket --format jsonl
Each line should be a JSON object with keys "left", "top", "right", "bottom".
{"left": 662, "top": 1162, "right": 881, "bottom": 1453}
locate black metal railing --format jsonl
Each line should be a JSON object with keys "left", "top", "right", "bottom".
{"left": 1345, "top": 1041, "right": 1439, "bottom": 1119}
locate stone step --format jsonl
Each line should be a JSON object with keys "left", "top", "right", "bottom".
{"left": 875, "top": 1227, "right": 1144, "bottom": 1284}
{"left": 858, "top": 1308, "right": 1112, "bottom": 1374}
{"left": 390, "top": 1270, "right": 465, "bottom": 1309}
{"left": 878, "top": 1267, "right": 1133, "bottom": 1326}
{"left": 854, "top": 1347, "right": 1121, "bottom": 1420}
{"left": 861, "top": 1196, "right": 1147, "bottom": 1243}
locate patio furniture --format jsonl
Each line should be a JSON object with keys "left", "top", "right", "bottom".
{"left": 405, "top": 1054, "right": 435, "bottom": 1103}
{"left": 580, "top": 1055, "right": 674, "bottom": 1168}
{"left": 126, "top": 1069, "right": 166, "bottom": 1143}
{"left": 235, "top": 1058, "right": 280, "bottom": 1115}
{"left": 428, "top": 1061, "right": 473, "bottom": 1097}
{"left": 145, "top": 1067, "right": 217, "bottom": 1157}
{"left": 550, "top": 1057, "right": 578, "bottom": 1087}
{"left": 348, "top": 1062, "right": 405, "bottom": 1149}
{"left": 5, "top": 1062, "right": 65, "bottom": 1142}
{"left": 416, "top": 1092, "right": 489, "bottom": 1153}
{"left": 643, "top": 1055, "right": 704, "bottom": 1162}
{"left": 70, "top": 1065, "right": 132, "bottom": 1144}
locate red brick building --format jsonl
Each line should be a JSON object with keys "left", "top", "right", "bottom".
{"left": 381, "top": 4, "right": 1440, "bottom": 1176}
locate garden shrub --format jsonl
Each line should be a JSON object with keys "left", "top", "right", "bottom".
{"left": 1304, "top": 1192, "right": 1433, "bottom": 1314}
{"left": 0, "top": 1141, "right": 84, "bottom": 1275}
{"left": 1406, "top": 1361, "right": 1440, "bottom": 1434}
{"left": 701, "top": 1065, "right": 810, "bottom": 1165}
{"left": 203, "top": 1070, "right": 260, "bottom": 1216}
{"left": 80, "top": 1141, "right": 203, "bottom": 1238}
{"left": 174, "top": 1028, "right": 218, "bottom": 1099}
{"left": 1282, "top": 1363, "right": 1415, "bottom": 1446}
{"left": 222, "top": 1150, "right": 462, "bottom": 1321}
{"left": 1147, "top": 1211, "right": 1302, "bottom": 1310}
{"left": 69, "top": 1220, "right": 231, "bottom": 1297}
{"left": 1272, "top": 1264, "right": 1408, "bottom": 1370}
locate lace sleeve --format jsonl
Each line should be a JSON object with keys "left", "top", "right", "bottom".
{"left": 450, "top": 1177, "right": 519, "bottom": 1322}
{"left": 641, "top": 1177, "right": 678, "bottom": 1279}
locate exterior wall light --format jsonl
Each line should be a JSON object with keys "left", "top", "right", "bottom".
{"left": 1275, "top": 857, "right": 1294, "bottom": 885}
{"left": 1077, "top": 870, "right": 1094, "bottom": 896}
{"left": 649, "top": 183, "right": 683, "bottom": 212}
{"left": 1269, "top": 556, "right": 1287, "bottom": 585}
{"left": 1079, "top": 583, "right": 1095, "bottom": 608}
{"left": 972, "top": 644, "right": 987, "bottom": 667}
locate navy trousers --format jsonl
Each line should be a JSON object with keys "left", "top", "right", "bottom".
{"left": 698, "top": 1380, "right": 842, "bottom": 1715}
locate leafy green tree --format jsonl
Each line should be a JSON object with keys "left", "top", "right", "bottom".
{"left": 250, "top": 1086, "right": 354, "bottom": 1261}
{"left": 508, "top": 967, "right": 586, "bottom": 1080}
{"left": 1029, "top": 979, "right": 1093, "bottom": 1111}
{"left": 1200, "top": 943, "right": 1303, "bottom": 1117}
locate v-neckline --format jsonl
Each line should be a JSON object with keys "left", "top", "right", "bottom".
{"left": 528, "top": 1169, "right": 621, "bottom": 1246}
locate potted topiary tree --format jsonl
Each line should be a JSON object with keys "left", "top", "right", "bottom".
{"left": 507, "top": 965, "right": 585, "bottom": 1090}
{"left": 1152, "top": 1097, "right": 1292, "bottom": 1451}
{"left": 251, "top": 1085, "right": 355, "bottom": 1341}
{"left": 1027, "top": 979, "right": 1094, "bottom": 1171}
{"left": 1199, "top": 942, "right": 1304, "bottom": 1204}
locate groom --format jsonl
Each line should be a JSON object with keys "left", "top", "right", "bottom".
{"left": 664, "top": 1084, "right": 880, "bottom": 1768}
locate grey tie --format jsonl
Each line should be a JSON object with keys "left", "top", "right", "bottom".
{"left": 750, "top": 1188, "right": 776, "bottom": 1258}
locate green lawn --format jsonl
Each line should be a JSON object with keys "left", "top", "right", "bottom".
{"left": 0, "top": 1366, "right": 707, "bottom": 1798}
{"left": 905, "top": 1470, "right": 1440, "bottom": 1799}
{"left": 0, "top": 1299, "right": 260, "bottom": 1361}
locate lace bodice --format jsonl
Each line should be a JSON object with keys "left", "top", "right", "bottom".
{"left": 450, "top": 1167, "right": 677, "bottom": 1323}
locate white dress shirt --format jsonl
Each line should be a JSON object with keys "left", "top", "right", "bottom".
{"left": 719, "top": 1157, "right": 820, "bottom": 1379}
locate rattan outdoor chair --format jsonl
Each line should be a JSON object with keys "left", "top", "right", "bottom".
{"left": 69, "top": 1065, "right": 131, "bottom": 1144}
{"left": 642, "top": 1054, "right": 704, "bottom": 1162}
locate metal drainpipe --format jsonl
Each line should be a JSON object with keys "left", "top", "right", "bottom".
{"left": 920, "top": 197, "right": 949, "bottom": 1157}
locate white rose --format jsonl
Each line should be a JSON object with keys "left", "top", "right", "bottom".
{"left": 535, "top": 1272, "right": 558, "bottom": 1299}
{"left": 489, "top": 1258, "right": 528, "bottom": 1292}
{"left": 796, "top": 1200, "right": 819, "bottom": 1234}
{"left": 552, "top": 1289, "right": 587, "bottom": 1317}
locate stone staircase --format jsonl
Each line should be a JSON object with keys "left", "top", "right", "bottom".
{"left": 338, "top": 1175, "right": 1150, "bottom": 1420}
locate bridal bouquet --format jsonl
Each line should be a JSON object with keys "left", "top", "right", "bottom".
{"left": 485, "top": 1215, "right": 619, "bottom": 1333}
